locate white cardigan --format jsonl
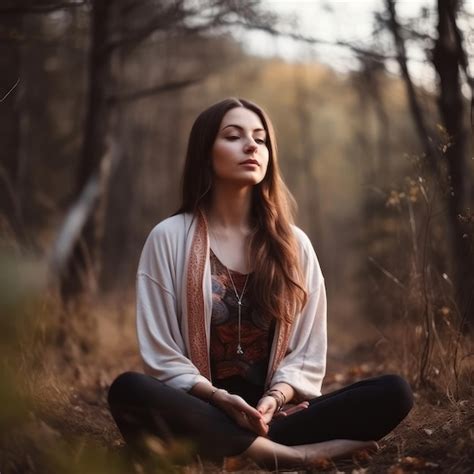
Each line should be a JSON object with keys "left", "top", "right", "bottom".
{"left": 136, "top": 212, "right": 327, "bottom": 400}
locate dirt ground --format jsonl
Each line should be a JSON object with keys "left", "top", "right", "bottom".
{"left": 1, "top": 300, "right": 473, "bottom": 474}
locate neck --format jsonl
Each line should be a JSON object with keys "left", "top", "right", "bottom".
{"left": 206, "top": 182, "right": 253, "bottom": 232}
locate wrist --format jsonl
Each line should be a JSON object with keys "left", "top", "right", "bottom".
{"left": 209, "top": 388, "right": 227, "bottom": 406}
{"left": 264, "top": 388, "right": 287, "bottom": 412}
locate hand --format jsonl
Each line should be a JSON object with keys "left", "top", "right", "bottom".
{"left": 272, "top": 401, "right": 310, "bottom": 419}
{"left": 256, "top": 395, "right": 278, "bottom": 425}
{"left": 213, "top": 390, "right": 268, "bottom": 436}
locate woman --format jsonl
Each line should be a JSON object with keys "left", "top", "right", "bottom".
{"left": 108, "top": 98, "right": 413, "bottom": 469}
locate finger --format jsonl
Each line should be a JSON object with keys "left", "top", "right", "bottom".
{"left": 238, "top": 412, "right": 267, "bottom": 436}
{"left": 236, "top": 402, "right": 263, "bottom": 420}
{"left": 250, "top": 417, "right": 269, "bottom": 436}
{"left": 229, "top": 395, "right": 261, "bottom": 414}
{"left": 284, "top": 403, "right": 310, "bottom": 416}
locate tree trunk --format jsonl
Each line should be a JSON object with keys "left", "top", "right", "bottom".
{"left": 0, "top": 13, "right": 24, "bottom": 243}
{"left": 433, "top": 0, "right": 473, "bottom": 330}
{"left": 59, "top": 0, "right": 114, "bottom": 302}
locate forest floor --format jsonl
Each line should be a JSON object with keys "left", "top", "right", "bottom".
{"left": 1, "top": 298, "right": 473, "bottom": 474}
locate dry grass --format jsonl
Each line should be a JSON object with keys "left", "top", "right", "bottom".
{"left": 1, "top": 285, "right": 473, "bottom": 474}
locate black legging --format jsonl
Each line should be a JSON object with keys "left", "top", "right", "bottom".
{"left": 107, "top": 372, "right": 413, "bottom": 461}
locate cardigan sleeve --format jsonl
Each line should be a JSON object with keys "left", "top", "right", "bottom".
{"left": 136, "top": 222, "right": 210, "bottom": 391}
{"left": 269, "top": 228, "right": 327, "bottom": 400}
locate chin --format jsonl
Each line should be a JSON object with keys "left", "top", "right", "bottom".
{"left": 216, "top": 173, "right": 265, "bottom": 188}
{"left": 237, "top": 177, "right": 264, "bottom": 187}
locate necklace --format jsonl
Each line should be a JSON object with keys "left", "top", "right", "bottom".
{"left": 226, "top": 265, "right": 249, "bottom": 355}
{"left": 209, "top": 229, "right": 250, "bottom": 355}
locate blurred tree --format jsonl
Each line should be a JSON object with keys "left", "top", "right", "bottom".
{"left": 432, "top": 0, "right": 473, "bottom": 331}
{"left": 55, "top": 0, "right": 279, "bottom": 303}
{"left": 294, "top": 66, "right": 323, "bottom": 251}
{"left": 0, "top": 3, "right": 25, "bottom": 246}
{"left": 385, "top": 0, "right": 473, "bottom": 330}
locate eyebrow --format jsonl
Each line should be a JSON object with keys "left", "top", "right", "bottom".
{"left": 222, "top": 124, "right": 266, "bottom": 134}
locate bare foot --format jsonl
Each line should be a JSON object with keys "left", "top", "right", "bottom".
{"left": 240, "top": 435, "right": 379, "bottom": 470}
{"left": 294, "top": 439, "right": 379, "bottom": 467}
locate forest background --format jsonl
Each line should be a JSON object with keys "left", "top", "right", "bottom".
{"left": 0, "top": 0, "right": 473, "bottom": 473}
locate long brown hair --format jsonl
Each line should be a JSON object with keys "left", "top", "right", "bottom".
{"left": 177, "top": 98, "right": 307, "bottom": 323}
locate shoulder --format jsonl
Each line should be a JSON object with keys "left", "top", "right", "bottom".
{"left": 145, "top": 212, "right": 195, "bottom": 244}
{"left": 140, "top": 213, "right": 192, "bottom": 264}
{"left": 138, "top": 213, "right": 193, "bottom": 274}
{"left": 149, "top": 213, "right": 188, "bottom": 236}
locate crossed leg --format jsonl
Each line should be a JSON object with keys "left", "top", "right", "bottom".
{"left": 107, "top": 372, "right": 413, "bottom": 469}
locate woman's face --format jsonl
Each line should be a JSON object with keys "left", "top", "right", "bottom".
{"left": 211, "top": 107, "right": 269, "bottom": 187}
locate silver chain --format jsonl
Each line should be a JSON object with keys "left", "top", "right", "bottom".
{"left": 208, "top": 228, "right": 249, "bottom": 355}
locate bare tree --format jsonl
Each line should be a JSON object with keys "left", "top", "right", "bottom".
{"left": 57, "top": 0, "right": 280, "bottom": 303}
{"left": 0, "top": 10, "right": 25, "bottom": 245}
{"left": 385, "top": 0, "right": 473, "bottom": 330}
{"left": 432, "top": 0, "right": 473, "bottom": 330}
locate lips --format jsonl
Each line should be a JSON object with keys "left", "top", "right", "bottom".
{"left": 240, "top": 159, "right": 259, "bottom": 166}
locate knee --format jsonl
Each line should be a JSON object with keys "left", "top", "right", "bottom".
{"left": 378, "top": 374, "right": 414, "bottom": 419}
{"left": 108, "top": 371, "right": 144, "bottom": 406}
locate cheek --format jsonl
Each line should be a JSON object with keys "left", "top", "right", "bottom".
{"left": 261, "top": 152, "right": 270, "bottom": 175}
{"left": 211, "top": 143, "right": 231, "bottom": 174}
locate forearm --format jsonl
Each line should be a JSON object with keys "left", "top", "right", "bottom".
{"left": 189, "top": 381, "right": 225, "bottom": 402}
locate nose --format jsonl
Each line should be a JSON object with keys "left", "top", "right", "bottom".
{"left": 244, "top": 138, "right": 258, "bottom": 154}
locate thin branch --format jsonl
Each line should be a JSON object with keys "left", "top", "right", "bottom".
{"left": 401, "top": 25, "right": 435, "bottom": 43}
{"left": 0, "top": 1, "right": 88, "bottom": 15}
{"left": 0, "top": 78, "right": 20, "bottom": 102}
{"left": 106, "top": 6, "right": 396, "bottom": 62}
{"left": 220, "top": 19, "right": 396, "bottom": 62}
{"left": 106, "top": 77, "right": 205, "bottom": 105}
{"left": 106, "top": 7, "right": 219, "bottom": 53}
{"left": 368, "top": 256, "right": 407, "bottom": 289}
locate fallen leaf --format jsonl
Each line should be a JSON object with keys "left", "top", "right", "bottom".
{"left": 144, "top": 434, "right": 166, "bottom": 455}
{"left": 223, "top": 455, "right": 248, "bottom": 471}
{"left": 312, "top": 457, "right": 332, "bottom": 469}
{"left": 353, "top": 449, "right": 372, "bottom": 463}
{"left": 387, "top": 466, "right": 405, "bottom": 474}
{"left": 401, "top": 456, "right": 425, "bottom": 468}
{"left": 399, "top": 456, "right": 439, "bottom": 470}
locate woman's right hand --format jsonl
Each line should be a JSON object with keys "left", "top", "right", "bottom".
{"left": 212, "top": 389, "right": 268, "bottom": 436}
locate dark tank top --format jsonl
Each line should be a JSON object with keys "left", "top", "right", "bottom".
{"left": 209, "top": 249, "right": 275, "bottom": 406}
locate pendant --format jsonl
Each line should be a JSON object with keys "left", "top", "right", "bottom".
{"left": 236, "top": 299, "right": 244, "bottom": 354}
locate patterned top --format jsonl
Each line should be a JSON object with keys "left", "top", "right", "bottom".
{"left": 209, "top": 249, "right": 275, "bottom": 405}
